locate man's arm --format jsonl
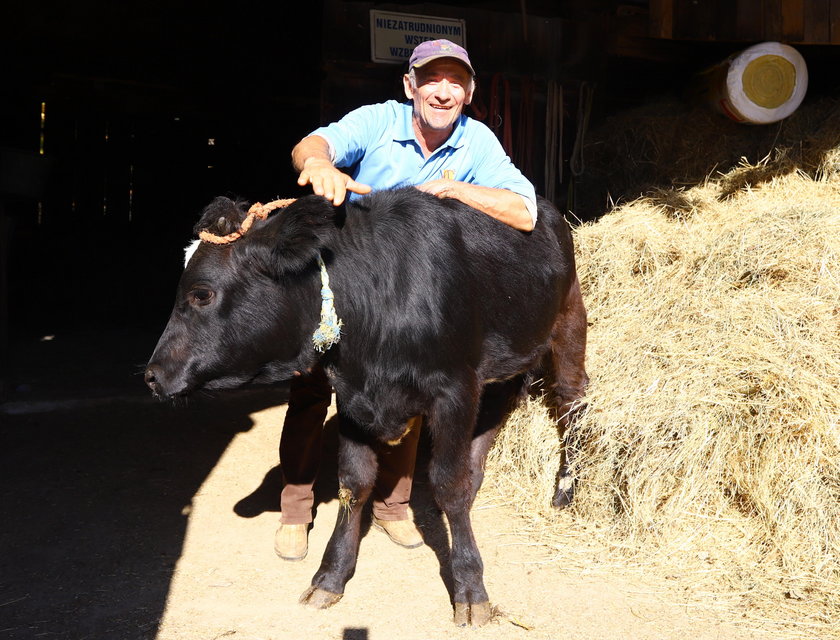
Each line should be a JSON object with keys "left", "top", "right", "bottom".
{"left": 415, "top": 179, "right": 535, "bottom": 232}
{"left": 292, "top": 135, "right": 371, "bottom": 206}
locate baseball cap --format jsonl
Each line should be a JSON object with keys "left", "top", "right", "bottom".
{"left": 409, "top": 39, "right": 475, "bottom": 76}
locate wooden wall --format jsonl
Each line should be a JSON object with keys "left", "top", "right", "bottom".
{"left": 649, "top": 0, "right": 840, "bottom": 44}
{"left": 318, "top": 0, "right": 613, "bottom": 118}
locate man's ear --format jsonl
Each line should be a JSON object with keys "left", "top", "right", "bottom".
{"left": 402, "top": 74, "right": 414, "bottom": 101}
{"left": 465, "top": 80, "right": 474, "bottom": 105}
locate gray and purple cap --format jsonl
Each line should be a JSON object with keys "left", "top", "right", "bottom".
{"left": 408, "top": 39, "right": 475, "bottom": 76}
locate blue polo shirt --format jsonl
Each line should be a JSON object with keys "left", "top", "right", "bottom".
{"left": 309, "top": 100, "right": 537, "bottom": 221}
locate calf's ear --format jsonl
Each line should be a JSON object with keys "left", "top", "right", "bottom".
{"left": 243, "top": 195, "right": 341, "bottom": 275}
{"left": 193, "top": 196, "right": 249, "bottom": 237}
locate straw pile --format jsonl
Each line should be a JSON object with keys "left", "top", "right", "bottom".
{"left": 486, "top": 107, "right": 840, "bottom": 635}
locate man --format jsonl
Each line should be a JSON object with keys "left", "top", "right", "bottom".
{"left": 275, "top": 39, "right": 537, "bottom": 561}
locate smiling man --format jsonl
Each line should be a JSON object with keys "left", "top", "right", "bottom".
{"left": 275, "top": 39, "right": 537, "bottom": 562}
{"left": 292, "top": 39, "right": 537, "bottom": 231}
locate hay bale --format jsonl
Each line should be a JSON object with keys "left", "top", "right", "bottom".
{"left": 487, "top": 169, "right": 840, "bottom": 632}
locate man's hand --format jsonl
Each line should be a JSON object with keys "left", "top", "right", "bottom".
{"left": 298, "top": 158, "right": 371, "bottom": 206}
{"left": 292, "top": 135, "right": 372, "bottom": 206}
{"left": 414, "top": 178, "right": 455, "bottom": 198}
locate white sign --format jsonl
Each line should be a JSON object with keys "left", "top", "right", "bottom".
{"left": 370, "top": 10, "right": 466, "bottom": 65}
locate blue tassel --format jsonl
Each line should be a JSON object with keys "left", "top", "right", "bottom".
{"left": 312, "top": 253, "right": 343, "bottom": 352}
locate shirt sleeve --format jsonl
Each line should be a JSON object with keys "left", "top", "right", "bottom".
{"left": 308, "top": 103, "right": 390, "bottom": 169}
{"left": 521, "top": 195, "right": 538, "bottom": 226}
{"left": 469, "top": 122, "right": 538, "bottom": 224}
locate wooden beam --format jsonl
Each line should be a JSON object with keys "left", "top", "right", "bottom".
{"left": 649, "top": 0, "right": 674, "bottom": 39}
{"left": 717, "top": 1, "right": 740, "bottom": 41}
{"left": 804, "top": 0, "right": 830, "bottom": 43}
{"left": 781, "top": 0, "right": 805, "bottom": 42}
{"left": 736, "top": 0, "right": 765, "bottom": 41}
{"left": 831, "top": 0, "right": 840, "bottom": 43}
{"left": 765, "top": 0, "right": 783, "bottom": 40}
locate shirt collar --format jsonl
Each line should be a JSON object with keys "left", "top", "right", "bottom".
{"left": 393, "top": 101, "right": 467, "bottom": 151}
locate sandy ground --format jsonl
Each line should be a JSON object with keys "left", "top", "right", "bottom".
{"left": 154, "top": 402, "right": 771, "bottom": 640}
{"left": 0, "top": 328, "right": 780, "bottom": 640}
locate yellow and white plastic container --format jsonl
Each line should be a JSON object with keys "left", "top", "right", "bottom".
{"left": 695, "top": 42, "right": 808, "bottom": 124}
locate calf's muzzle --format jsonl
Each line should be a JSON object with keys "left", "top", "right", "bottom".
{"left": 144, "top": 364, "right": 163, "bottom": 395}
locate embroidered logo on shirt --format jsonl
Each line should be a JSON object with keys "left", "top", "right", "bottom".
{"left": 442, "top": 169, "right": 454, "bottom": 180}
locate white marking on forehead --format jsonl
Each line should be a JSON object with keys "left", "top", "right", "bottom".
{"left": 183, "top": 239, "right": 201, "bottom": 269}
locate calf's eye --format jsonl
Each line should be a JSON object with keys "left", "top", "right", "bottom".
{"left": 189, "top": 288, "right": 215, "bottom": 306}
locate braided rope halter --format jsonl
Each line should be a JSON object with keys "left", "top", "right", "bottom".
{"left": 196, "top": 198, "right": 343, "bottom": 352}
{"left": 198, "top": 199, "right": 297, "bottom": 244}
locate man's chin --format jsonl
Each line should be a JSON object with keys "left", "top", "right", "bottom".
{"left": 422, "top": 117, "right": 457, "bottom": 132}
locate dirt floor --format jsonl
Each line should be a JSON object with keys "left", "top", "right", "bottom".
{"left": 0, "top": 331, "right": 784, "bottom": 640}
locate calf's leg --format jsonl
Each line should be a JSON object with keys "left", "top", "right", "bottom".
{"left": 546, "top": 275, "right": 589, "bottom": 508}
{"left": 426, "top": 387, "right": 492, "bottom": 626}
{"left": 300, "top": 413, "right": 376, "bottom": 608}
{"left": 469, "top": 377, "right": 528, "bottom": 504}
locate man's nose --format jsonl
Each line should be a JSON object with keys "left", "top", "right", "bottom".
{"left": 434, "top": 80, "right": 453, "bottom": 100}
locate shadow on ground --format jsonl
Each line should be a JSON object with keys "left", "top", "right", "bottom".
{"left": 0, "top": 330, "right": 289, "bottom": 639}
{"left": 1, "top": 329, "right": 456, "bottom": 639}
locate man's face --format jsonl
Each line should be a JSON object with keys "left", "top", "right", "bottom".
{"left": 403, "top": 59, "right": 474, "bottom": 135}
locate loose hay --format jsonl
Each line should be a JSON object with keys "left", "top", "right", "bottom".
{"left": 486, "top": 168, "right": 840, "bottom": 635}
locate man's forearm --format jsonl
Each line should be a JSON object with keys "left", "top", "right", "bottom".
{"left": 419, "top": 181, "right": 535, "bottom": 231}
{"left": 291, "top": 135, "right": 333, "bottom": 173}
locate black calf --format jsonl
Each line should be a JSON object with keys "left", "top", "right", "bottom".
{"left": 145, "top": 188, "right": 587, "bottom": 626}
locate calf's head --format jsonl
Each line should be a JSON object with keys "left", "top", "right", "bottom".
{"left": 144, "top": 195, "right": 339, "bottom": 398}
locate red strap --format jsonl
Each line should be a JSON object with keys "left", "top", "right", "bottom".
{"left": 467, "top": 80, "right": 488, "bottom": 122}
{"left": 489, "top": 73, "right": 513, "bottom": 157}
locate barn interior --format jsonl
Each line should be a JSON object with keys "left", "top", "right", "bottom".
{"left": 1, "top": 1, "right": 839, "bottom": 637}
{"left": 2, "top": 0, "right": 839, "bottom": 378}
{"left": 2, "top": 1, "right": 839, "bottom": 397}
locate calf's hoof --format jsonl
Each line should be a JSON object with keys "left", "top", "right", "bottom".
{"left": 299, "top": 585, "right": 343, "bottom": 609}
{"left": 552, "top": 476, "right": 575, "bottom": 509}
{"left": 453, "top": 601, "right": 492, "bottom": 627}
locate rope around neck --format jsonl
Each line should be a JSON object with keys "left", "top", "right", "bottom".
{"left": 196, "top": 197, "right": 343, "bottom": 352}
